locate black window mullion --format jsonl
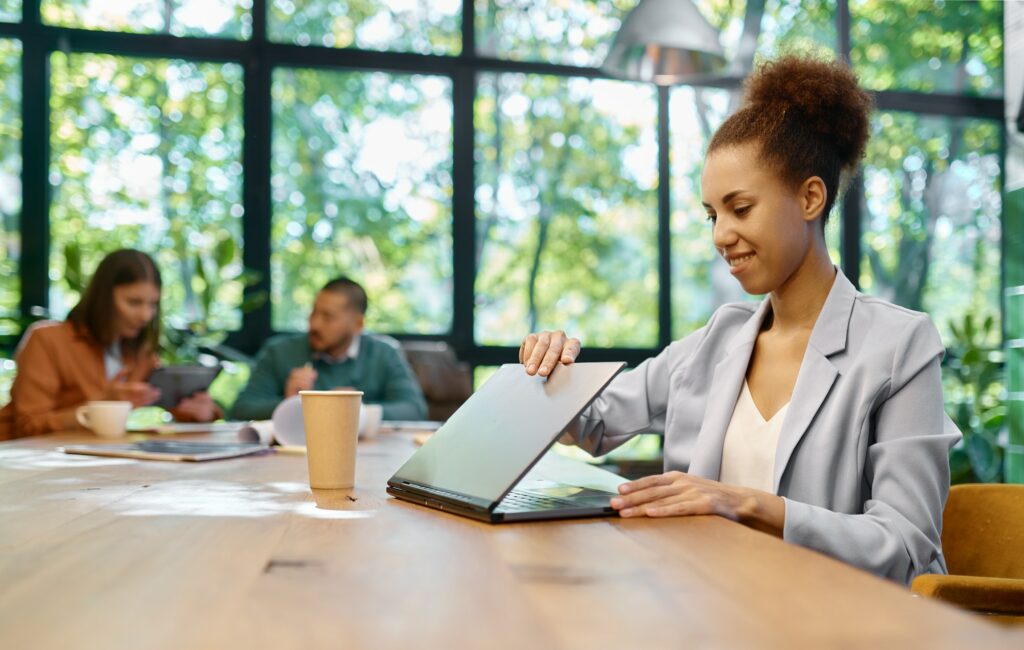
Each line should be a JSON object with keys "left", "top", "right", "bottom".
{"left": 234, "top": 0, "right": 272, "bottom": 353}
{"left": 20, "top": 0, "right": 49, "bottom": 319}
{"left": 657, "top": 86, "right": 672, "bottom": 349}
{"left": 837, "top": 0, "right": 861, "bottom": 288}
{"left": 451, "top": 63, "right": 476, "bottom": 358}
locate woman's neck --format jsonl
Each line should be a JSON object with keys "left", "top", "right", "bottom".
{"left": 767, "top": 245, "right": 836, "bottom": 333}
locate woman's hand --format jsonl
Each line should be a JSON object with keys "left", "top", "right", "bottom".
{"left": 519, "top": 330, "right": 581, "bottom": 377}
{"left": 611, "top": 471, "right": 786, "bottom": 537}
{"left": 105, "top": 369, "right": 161, "bottom": 408}
{"left": 172, "top": 392, "right": 220, "bottom": 423}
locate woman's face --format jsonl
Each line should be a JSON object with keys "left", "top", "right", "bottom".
{"left": 111, "top": 281, "right": 160, "bottom": 340}
{"left": 700, "top": 142, "right": 824, "bottom": 296}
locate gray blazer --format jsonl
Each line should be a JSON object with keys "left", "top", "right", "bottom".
{"left": 569, "top": 270, "right": 961, "bottom": 584}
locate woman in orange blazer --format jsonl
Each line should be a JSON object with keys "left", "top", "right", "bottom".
{"left": 0, "top": 249, "right": 218, "bottom": 440}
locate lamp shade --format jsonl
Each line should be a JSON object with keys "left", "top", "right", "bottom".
{"left": 603, "top": 0, "right": 727, "bottom": 85}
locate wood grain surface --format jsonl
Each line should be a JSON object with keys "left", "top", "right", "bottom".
{"left": 0, "top": 432, "right": 1019, "bottom": 650}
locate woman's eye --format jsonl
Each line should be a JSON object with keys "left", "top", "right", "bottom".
{"left": 735, "top": 206, "right": 751, "bottom": 215}
{"left": 705, "top": 213, "right": 717, "bottom": 223}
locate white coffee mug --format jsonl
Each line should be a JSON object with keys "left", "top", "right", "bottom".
{"left": 76, "top": 401, "right": 133, "bottom": 438}
{"left": 359, "top": 404, "right": 383, "bottom": 440}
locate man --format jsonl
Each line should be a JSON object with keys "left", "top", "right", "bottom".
{"left": 230, "top": 277, "right": 427, "bottom": 422}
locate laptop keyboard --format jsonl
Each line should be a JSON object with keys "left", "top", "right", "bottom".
{"left": 495, "top": 488, "right": 581, "bottom": 513}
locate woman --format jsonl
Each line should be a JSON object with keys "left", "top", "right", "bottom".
{"left": 0, "top": 249, "right": 219, "bottom": 440}
{"left": 520, "top": 56, "right": 960, "bottom": 585}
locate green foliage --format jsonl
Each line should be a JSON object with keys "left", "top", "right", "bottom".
{"left": 476, "top": 0, "right": 635, "bottom": 66}
{"left": 475, "top": 73, "right": 658, "bottom": 347}
{"left": 41, "top": 0, "right": 251, "bottom": 39}
{"left": 859, "top": 112, "right": 1002, "bottom": 345}
{"left": 270, "top": 68, "right": 453, "bottom": 334}
{"left": 944, "top": 313, "right": 1006, "bottom": 483}
{"left": 0, "top": 38, "right": 20, "bottom": 329}
{"left": 49, "top": 52, "right": 246, "bottom": 334}
{"left": 850, "top": 0, "right": 1003, "bottom": 97}
{"left": 269, "top": 0, "right": 460, "bottom": 54}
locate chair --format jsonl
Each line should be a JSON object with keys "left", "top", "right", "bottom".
{"left": 399, "top": 341, "right": 472, "bottom": 421}
{"left": 911, "top": 484, "right": 1024, "bottom": 624}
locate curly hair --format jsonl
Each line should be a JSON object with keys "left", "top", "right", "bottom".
{"left": 708, "top": 54, "right": 873, "bottom": 224}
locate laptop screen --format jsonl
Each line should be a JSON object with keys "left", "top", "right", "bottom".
{"left": 390, "top": 362, "right": 624, "bottom": 505}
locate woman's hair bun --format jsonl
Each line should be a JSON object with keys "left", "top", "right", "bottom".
{"left": 742, "top": 54, "right": 872, "bottom": 171}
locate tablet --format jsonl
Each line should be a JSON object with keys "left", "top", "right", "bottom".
{"left": 60, "top": 441, "right": 268, "bottom": 462}
{"left": 147, "top": 365, "right": 221, "bottom": 410}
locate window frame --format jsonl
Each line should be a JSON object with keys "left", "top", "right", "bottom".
{"left": 0, "top": 0, "right": 1006, "bottom": 367}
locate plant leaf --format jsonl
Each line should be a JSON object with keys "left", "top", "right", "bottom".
{"left": 213, "top": 236, "right": 235, "bottom": 270}
{"left": 966, "top": 433, "right": 1000, "bottom": 483}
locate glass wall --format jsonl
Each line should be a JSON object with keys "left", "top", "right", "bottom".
{"left": 860, "top": 112, "right": 1002, "bottom": 343}
{"left": 270, "top": 68, "right": 454, "bottom": 333}
{"left": 48, "top": 53, "right": 246, "bottom": 330}
{"left": 475, "top": 73, "right": 658, "bottom": 347}
{"left": 41, "top": 0, "right": 252, "bottom": 38}
{"left": 0, "top": 1, "right": 1007, "bottom": 411}
{"left": 0, "top": 38, "right": 19, "bottom": 333}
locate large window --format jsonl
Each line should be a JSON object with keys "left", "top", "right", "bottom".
{"left": 860, "top": 112, "right": 1002, "bottom": 343}
{"left": 270, "top": 68, "right": 453, "bottom": 333}
{"left": 269, "top": 0, "right": 460, "bottom": 54}
{"left": 475, "top": 73, "right": 658, "bottom": 347}
{"left": 49, "top": 53, "right": 245, "bottom": 330}
{"left": 41, "top": 0, "right": 252, "bottom": 39}
{"left": 0, "top": 38, "right": 19, "bottom": 332}
{"left": 0, "top": 0, "right": 1006, "bottom": 383}
{"left": 850, "top": 0, "right": 1003, "bottom": 97}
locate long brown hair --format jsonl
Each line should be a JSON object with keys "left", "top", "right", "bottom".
{"left": 708, "top": 54, "right": 873, "bottom": 225}
{"left": 67, "top": 249, "right": 162, "bottom": 355}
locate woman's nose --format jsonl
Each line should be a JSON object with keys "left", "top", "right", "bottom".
{"left": 712, "top": 215, "right": 738, "bottom": 251}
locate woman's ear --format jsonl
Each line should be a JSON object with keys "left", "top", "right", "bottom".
{"left": 800, "top": 176, "right": 828, "bottom": 223}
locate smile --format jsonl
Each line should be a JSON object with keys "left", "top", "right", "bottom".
{"left": 727, "top": 253, "right": 755, "bottom": 267}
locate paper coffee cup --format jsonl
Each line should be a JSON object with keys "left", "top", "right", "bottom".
{"left": 299, "top": 390, "right": 363, "bottom": 489}
{"left": 76, "top": 401, "right": 133, "bottom": 438}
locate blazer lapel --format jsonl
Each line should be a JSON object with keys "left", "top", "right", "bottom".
{"left": 687, "top": 299, "right": 771, "bottom": 480}
{"left": 772, "top": 270, "right": 858, "bottom": 492}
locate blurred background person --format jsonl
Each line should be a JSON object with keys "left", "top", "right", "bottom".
{"left": 0, "top": 249, "right": 219, "bottom": 440}
{"left": 230, "top": 276, "right": 426, "bottom": 421}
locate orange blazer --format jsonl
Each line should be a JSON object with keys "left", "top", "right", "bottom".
{"left": 0, "top": 321, "right": 157, "bottom": 440}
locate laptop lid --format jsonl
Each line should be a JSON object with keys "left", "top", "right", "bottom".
{"left": 388, "top": 362, "right": 624, "bottom": 510}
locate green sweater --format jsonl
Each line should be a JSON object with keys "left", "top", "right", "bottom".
{"left": 229, "top": 333, "right": 427, "bottom": 422}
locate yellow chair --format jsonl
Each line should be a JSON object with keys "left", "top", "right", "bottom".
{"left": 911, "top": 484, "right": 1024, "bottom": 624}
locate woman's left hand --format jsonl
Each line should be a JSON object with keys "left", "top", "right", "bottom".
{"left": 611, "top": 471, "right": 786, "bottom": 536}
{"left": 172, "top": 392, "right": 220, "bottom": 423}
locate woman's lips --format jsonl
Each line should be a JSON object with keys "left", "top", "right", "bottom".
{"left": 728, "top": 252, "right": 755, "bottom": 275}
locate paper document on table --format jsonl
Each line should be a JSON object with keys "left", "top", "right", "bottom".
{"left": 235, "top": 395, "right": 387, "bottom": 449}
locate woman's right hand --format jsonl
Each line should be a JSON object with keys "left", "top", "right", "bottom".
{"left": 519, "top": 330, "right": 581, "bottom": 377}
{"left": 105, "top": 369, "right": 161, "bottom": 408}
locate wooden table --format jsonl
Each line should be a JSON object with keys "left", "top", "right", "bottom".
{"left": 1, "top": 432, "right": 1020, "bottom": 650}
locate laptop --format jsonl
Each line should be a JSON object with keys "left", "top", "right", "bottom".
{"left": 386, "top": 361, "right": 626, "bottom": 522}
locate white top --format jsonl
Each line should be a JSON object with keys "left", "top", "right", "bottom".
{"left": 103, "top": 341, "right": 123, "bottom": 380}
{"left": 718, "top": 381, "right": 789, "bottom": 493}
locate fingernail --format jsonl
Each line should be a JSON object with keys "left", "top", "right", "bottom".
{"left": 539, "top": 365, "right": 549, "bottom": 374}
{"left": 527, "top": 364, "right": 536, "bottom": 373}
{"left": 621, "top": 508, "right": 634, "bottom": 517}
{"left": 619, "top": 485, "right": 630, "bottom": 494}
{"left": 611, "top": 498, "right": 621, "bottom": 508}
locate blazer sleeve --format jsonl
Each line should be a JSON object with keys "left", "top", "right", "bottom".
{"left": 9, "top": 330, "right": 81, "bottom": 436}
{"left": 565, "top": 311, "right": 720, "bottom": 457}
{"left": 782, "top": 314, "right": 961, "bottom": 585}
